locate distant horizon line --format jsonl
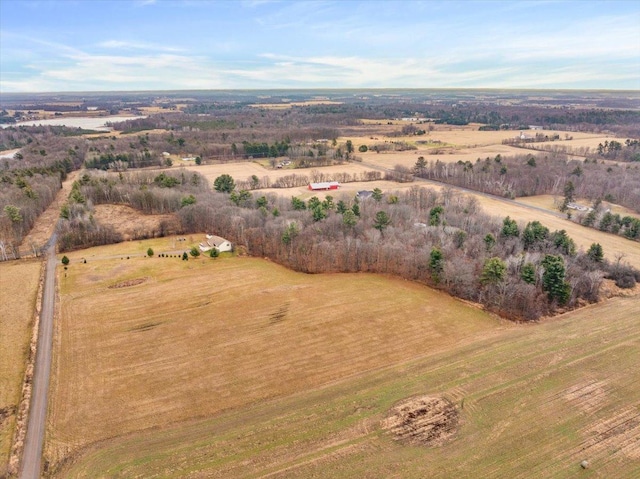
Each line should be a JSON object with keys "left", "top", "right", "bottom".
{"left": 2, "top": 87, "right": 640, "bottom": 96}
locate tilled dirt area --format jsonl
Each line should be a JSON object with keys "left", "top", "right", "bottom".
{"left": 108, "top": 277, "right": 148, "bottom": 289}
{"left": 381, "top": 395, "right": 459, "bottom": 446}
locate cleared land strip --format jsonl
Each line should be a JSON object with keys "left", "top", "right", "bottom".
{"left": 19, "top": 238, "right": 57, "bottom": 479}
{"left": 19, "top": 172, "right": 77, "bottom": 255}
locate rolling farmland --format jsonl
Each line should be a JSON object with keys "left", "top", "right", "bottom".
{"left": 45, "top": 244, "right": 502, "bottom": 473}
{"left": 48, "top": 243, "right": 640, "bottom": 477}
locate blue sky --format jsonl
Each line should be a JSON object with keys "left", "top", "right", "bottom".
{"left": 1, "top": 0, "right": 639, "bottom": 92}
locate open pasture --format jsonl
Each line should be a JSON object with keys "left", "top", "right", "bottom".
{"left": 347, "top": 125, "right": 606, "bottom": 149}
{"left": 54, "top": 287, "right": 640, "bottom": 478}
{"left": 356, "top": 144, "right": 525, "bottom": 169}
{"left": 175, "top": 161, "right": 375, "bottom": 186}
{"left": 0, "top": 260, "right": 42, "bottom": 475}
{"left": 45, "top": 247, "right": 501, "bottom": 470}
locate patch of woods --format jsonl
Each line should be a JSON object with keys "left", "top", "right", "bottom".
{"left": 57, "top": 169, "right": 639, "bottom": 321}
{"left": 0, "top": 129, "right": 89, "bottom": 255}
{"left": 412, "top": 153, "right": 640, "bottom": 241}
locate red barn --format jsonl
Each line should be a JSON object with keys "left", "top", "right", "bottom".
{"left": 309, "top": 181, "right": 340, "bottom": 191}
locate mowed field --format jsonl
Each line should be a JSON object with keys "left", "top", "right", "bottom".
{"left": 50, "top": 246, "right": 640, "bottom": 477}
{"left": 45, "top": 242, "right": 502, "bottom": 471}
{"left": 0, "top": 260, "right": 42, "bottom": 476}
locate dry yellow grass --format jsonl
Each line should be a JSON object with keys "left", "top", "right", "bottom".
{"left": 355, "top": 144, "right": 525, "bottom": 169}
{"left": 91, "top": 204, "right": 179, "bottom": 240}
{"left": 45, "top": 247, "right": 501, "bottom": 468}
{"left": 0, "top": 260, "right": 42, "bottom": 475}
{"left": 516, "top": 194, "right": 640, "bottom": 220}
{"left": 175, "top": 161, "right": 376, "bottom": 185}
{"left": 55, "top": 288, "right": 640, "bottom": 478}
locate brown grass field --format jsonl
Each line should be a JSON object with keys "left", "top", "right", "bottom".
{"left": 175, "top": 161, "right": 375, "bottom": 186}
{"left": 0, "top": 260, "right": 42, "bottom": 476}
{"left": 45, "top": 242, "right": 503, "bottom": 472}
{"left": 45, "top": 240, "right": 640, "bottom": 478}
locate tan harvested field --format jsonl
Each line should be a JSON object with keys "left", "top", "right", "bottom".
{"left": 356, "top": 144, "right": 525, "bottom": 169}
{"left": 175, "top": 161, "right": 376, "bottom": 185}
{"left": 346, "top": 126, "right": 605, "bottom": 148}
{"left": 533, "top": 135, "right": 620, "bottom": 151}
{"left": 516, "top": 194, "right": 640, "bottom": 220}
{"left": 45, "top": 243, "right": 502, "bottom": 471}
{"left": 51, "top": 254, "right": 640, "bottom": 478}
{"left": 0, "top": 259, "right": 42, "bottom": 476}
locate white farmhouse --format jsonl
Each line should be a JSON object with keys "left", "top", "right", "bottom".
{"left": 199, "top": 234, "right": 233, "bottom": 253}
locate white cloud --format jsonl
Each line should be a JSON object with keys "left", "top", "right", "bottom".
{"left": 96, "top": 40, "right": 184, "bottom": 53}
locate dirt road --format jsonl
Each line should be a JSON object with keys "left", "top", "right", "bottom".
{"left": 19, "top": 235, "right": 57, "bottom": 479}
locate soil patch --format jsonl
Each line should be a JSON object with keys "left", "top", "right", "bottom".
{"left": 381, "top": 395, "right": 459, "bottom": 446}
{"left": 108, "top": 278, "right": 147, "bottom": 289}
{"left": 92, "top": 204, "right": 180, "bottom": 240}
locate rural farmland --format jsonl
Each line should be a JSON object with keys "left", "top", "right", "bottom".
{"left": 0, "top": 85, "right": 638, "bottom": 479}
{"left": 48, "top": 241, "right": 640, "bottom": 478}
{"left": 45, "top": 242, "right": 502, "bottom": 472}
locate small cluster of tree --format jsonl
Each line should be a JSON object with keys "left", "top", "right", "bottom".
{"left": 241, "top": 139, "right": 290, "bottom": 158}
{"left": 57, "top": 214, "right": 123, "bottom": 252}
{"left": 595, "top": 139, "right": 640, "bottom": 162}
{"left": 583, "top": 208, "right": 640, "bottom": 240}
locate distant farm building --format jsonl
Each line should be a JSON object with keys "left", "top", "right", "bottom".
{"left": 309, "top": 181, "right": 340, "bottom": 191}
{"left": 356, "top": 190, "right": 374, "bottom": 199}
{"left": 199, "top": 234, "right": 233, "bottom": 253}
{"left": 518, "top": 131, "right": 534, "bottom": 140}
{"left": 566, "top": 202, "right": 593, "bottom": 213}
